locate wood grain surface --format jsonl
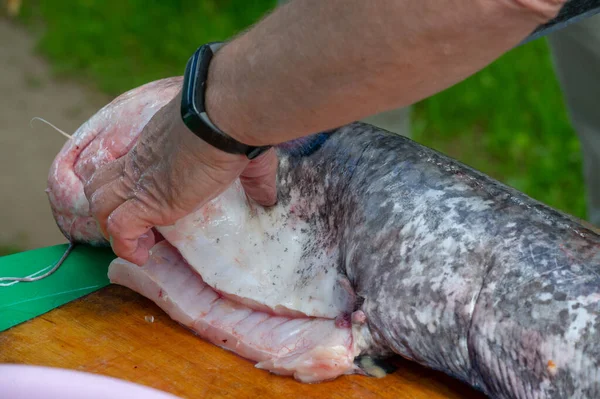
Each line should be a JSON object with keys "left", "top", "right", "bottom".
{"left": 1, "top": 285, "right": 486, "bottom": 398}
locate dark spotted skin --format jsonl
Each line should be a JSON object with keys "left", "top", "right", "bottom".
{"left": 275, "top": 123, "right": 600, "bottom": 399}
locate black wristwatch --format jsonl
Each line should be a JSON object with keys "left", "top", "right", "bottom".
{"left": 180, "top": 42, "right": 271, "bottom": 160}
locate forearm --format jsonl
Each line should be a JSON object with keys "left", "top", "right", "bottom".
{"left": 206, "top": 0, "right": 566, "bottom": 146}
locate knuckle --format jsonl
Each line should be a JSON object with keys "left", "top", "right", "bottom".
{"left": 106, "top": 210, "right": 132, "bottom": 239}
{"left": 131, "top": 183, "right": 164, "bottom": 216}
{"left": 83, "top": 174, "right": 102, "bottom": 201}
{"left": 88, "top": 198, "right": 101, "bottom": 217}
{"left": 105, "top": 214, "right": 121, "bottom": 239}
{"left": 120, "top": 173, "right": 137, "bottom": 193}
{"left": 88, "top": 190, "right": 107, "bottom": 218}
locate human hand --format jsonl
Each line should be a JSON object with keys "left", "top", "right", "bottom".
{"left": 84, "top": 90, "right": 278, "bottom": 266}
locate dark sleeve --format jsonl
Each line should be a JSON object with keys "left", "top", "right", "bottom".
{"left": 524, "top": 0, "right": 600, "bottom": 43}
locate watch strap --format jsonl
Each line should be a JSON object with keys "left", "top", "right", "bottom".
{"left": 181, "top": 42, "right": 271, "bottom": 160}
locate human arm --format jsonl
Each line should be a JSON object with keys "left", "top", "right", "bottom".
{"left": 206, "top": 0, "right": 567, "bottom": 145}
{"left": 85, "top": 0, "right": 568, "bottom": 265}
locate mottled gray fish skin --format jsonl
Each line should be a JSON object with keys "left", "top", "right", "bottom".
{"left": 275, "top": 122, "right": 600, "bottom": 399}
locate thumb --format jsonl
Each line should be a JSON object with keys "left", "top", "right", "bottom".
{"left": 239, "top": 148, "right": 278, "bottom": 206}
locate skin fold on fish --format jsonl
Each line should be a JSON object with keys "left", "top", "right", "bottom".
{"left": 47, "top": 77, "right": 600, "bottom": 398}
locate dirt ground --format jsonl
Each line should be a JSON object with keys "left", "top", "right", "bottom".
{"left": 0, "top": 18, "right": 111, "bottom": 250}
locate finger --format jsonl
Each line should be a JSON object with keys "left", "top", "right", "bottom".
{"left": 88, "top": 176, "right": 131, "bottom": 240}
{"left": 83, "top": 158, "right": 128, "bottom": 239}
{"left": 83, "top": 157, "right": 126, "bottom": 201}
{"left": 106, "top": 199, "right": 156, "bottom": 266}
{"left": 239, "top": 148, "right": 278, "bottom": 206}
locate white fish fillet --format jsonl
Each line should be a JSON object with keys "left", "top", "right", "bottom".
{"left": 158, "top": 180, "right": 355, "bottom": 319}
{"left": 108, "top": 241, "right": 361, "bottom": 383}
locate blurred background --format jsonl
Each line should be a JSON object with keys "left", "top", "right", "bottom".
{"left": 0, "top": 0, "right": 587, "bottom": 255}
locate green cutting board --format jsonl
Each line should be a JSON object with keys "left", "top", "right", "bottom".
{"left": 0, "top": 244, "right": 116, "bottom": 332}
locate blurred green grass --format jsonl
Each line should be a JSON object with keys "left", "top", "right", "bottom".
{"left": 411, "top": 39, "right": 585, "bottom": 220}
{"left": 20, "top": 0, "right": 278, "bottom": 94}
{"left": 19, "top": 0, "right": 586, "bottom": 220}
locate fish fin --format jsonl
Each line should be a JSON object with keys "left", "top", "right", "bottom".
{"left": 354, "top": 355, "right": 398, "bottom": 378}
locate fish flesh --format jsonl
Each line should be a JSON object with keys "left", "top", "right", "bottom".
{"left": 47, "top": 77, "right": 600, "bottom": 398}
{"left": 108, "top": 240, "right": 358, "bottom": 383}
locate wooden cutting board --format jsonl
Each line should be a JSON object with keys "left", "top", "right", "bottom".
{"left": 0, "top": 285, "right": 486, "bottom": 398}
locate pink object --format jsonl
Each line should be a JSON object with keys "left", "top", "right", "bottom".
{"left": 0, "top": 364, "right": 181, "bottom": 399}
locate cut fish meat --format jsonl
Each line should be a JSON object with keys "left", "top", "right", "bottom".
{"left": 108, "top": 240, "right": 361, "bottom": 383}
{"left": 157, "top": 179, "right": 355, "bottom": 319}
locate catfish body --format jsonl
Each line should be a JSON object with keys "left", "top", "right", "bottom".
{"left": 47, "top": 78, "right": 600, "bottom": 398}
{"left": 279, "top": 125, "right": 600, "bottom": 398}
